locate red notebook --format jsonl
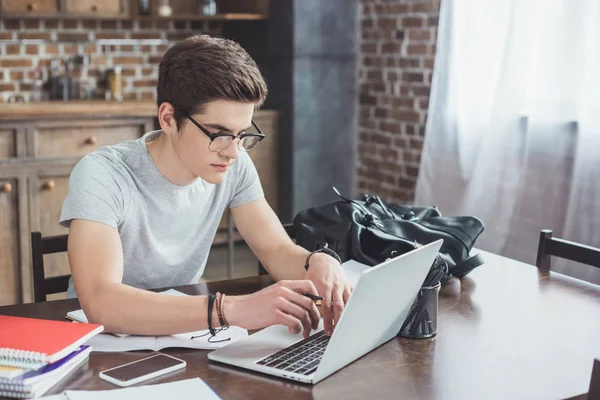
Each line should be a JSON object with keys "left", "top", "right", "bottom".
{"left": 0, "top": 315, "right": 103, "bottom": 364}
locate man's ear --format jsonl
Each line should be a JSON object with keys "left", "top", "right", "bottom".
{"left": 157, "top": 102, "right": 178, "bottom": 135}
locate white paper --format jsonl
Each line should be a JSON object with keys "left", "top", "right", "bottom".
{"left": 342, "top": 259, "right": 370, "bottom": 287}
{"left": 63, "top": 378, "right": 220, "bottom": 400}
{"left": 66, "top": 290, "right": 247, "bottom": 352}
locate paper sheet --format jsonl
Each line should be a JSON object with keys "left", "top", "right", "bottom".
{"left": 41, "top": 378, "right": 220, "bottom": 400}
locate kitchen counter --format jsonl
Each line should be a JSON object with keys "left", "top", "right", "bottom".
{"left": 0, "top": 101, "right": 158, "bottom": 120}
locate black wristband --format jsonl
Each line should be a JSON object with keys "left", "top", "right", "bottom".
{"left": 207, "top": 294, "right": 216, "bottom": 336}
{"left": 304, "top": 243, "right": 342, "bottom": 271}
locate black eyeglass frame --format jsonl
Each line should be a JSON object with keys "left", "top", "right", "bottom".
{"left": 183, "top": 110, "right": 265, "bottom": 152}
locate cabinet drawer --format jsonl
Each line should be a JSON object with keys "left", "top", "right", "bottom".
{"left": 1, "top": 0, "right": 56, "bottom": 14}
{"left": 0, "top": 128, "right": 16, "bottom": 159}
{"left": 64, "top": 0, "right": 121, "bottom": 14}
{"left": 34, "top": 124, "right": 143, "bottom": 159}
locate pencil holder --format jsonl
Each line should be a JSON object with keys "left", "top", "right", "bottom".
{"left": 398, "top": 282, "right": 441, "bottom": 339}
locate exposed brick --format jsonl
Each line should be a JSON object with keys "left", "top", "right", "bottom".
{"left": 82, "top": 20, "right": 98, "bottom": 29}
{"left": 394, "top": 110, "right": 420, "bottom": 123}
{"left": 411, "top": 2, "right": 440, "bottom": 13}
{"left": 139, "top": 91, "right": 155, "bottom": 100}
{"left": 399, "top": 58, "right": 420, "bottom": 67}
{"left": 402, "top": 17, "right": 424, "bottom": 28}
{"left": 409, "top": 29, "right": 431, "bottom": 41}
{"left": 130, "top": 32, "right": 161, "bottom": 39}
{"left": 361, "top": 43, "right": 377, "bottom": 54}
{"left": 402, "top": 72, "right": 424, "bottom": 82}
{"left": 142, "top": 67, "right": 155, "bottom": 76}
{"left": 45, "top": 20, "right": 59, "bottom": 29}
{"left": 381, "top": 42, "right": 401, "bottom": 53}
{"left": 63, "top": 20, "right": 78, "bottom": 29}
{"left": 121, "top": 20, "right": 134, "bottom": 29}
{"left": 407, "top": 44, "right": 427, "bottom": 55}
{"left": 23, "top": 20, "right": 39, "bottom": 29}
{"left": 5, "top": 45, "right": 21, "bottom": 55}
{"left": 25, "top": 45, "right": 39, "bottom": 55}
{"left": 122, "top": 68, "right": 136, "bottom": 77}
{"left": 43, "top": 44, "right": 59, "bottom": 54}
{"left": 95, "top": 32, "right": 127, "bottom": 39}
{"left": 139, "top": 20, "right": 154, "bottom": 30}
{"left": 83, "top": 44, "right": 96, "bottom": 54}
{"left": 0, "top": 33, "right": 13, "bottom": 39}
{"left": 3, "top": 19, "right": 21, "bottom": 30}
{"left": 100, "top": 20, "right": 118, "bottom": 30}
{"left": 62, "top": 44, "right": 78, "bottom": 55}
{"left": 174, "top": 21, "right": 187, "bottom": 30}
{"left": 367, "top": 70, "right": 383, "bottom": 80}
{"left": 149, "top": 55, "right": 164, "bottom": 64}
{"left": 57, "top": 33, "right": 88, "bottom": 42}
{"left": 0, "top": 83, "right": 15, "bottom": 91}
{"left": 10, "top": 71, "right": 24, "bottom": 80}
{"left": 0, "top": 59, "right": 33, "bottom": 68}
{"left": 427, "top": 15, "right": 439, "bottom": 27}
{"left": 18, "top": 32, "right": 51, "bottom": 40}
{"left": 167, "top": 32, "right": 190, "bottom": 41}
{"left": 113, "top": 56, "right": 144, "bottom": 65}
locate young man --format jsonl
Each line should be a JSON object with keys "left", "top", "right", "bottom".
{"left": 60, "top": 35, "right": 351, "bottom": 339}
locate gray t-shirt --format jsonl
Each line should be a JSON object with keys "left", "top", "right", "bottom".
{"left": 60, "top": 130, "right": 264, "bottom": 298}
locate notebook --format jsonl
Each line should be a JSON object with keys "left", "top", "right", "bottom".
{"left": 0, "top": 366, "right": 25, "bottom": 380}
{"left": 0, "top": 316, "right": 103, "bottom": 365}
{"left": 0, "top": 346, "right": 91, "bottom": 399}
{"left": 65, "top": 289, "right": 247, "bottom": 352}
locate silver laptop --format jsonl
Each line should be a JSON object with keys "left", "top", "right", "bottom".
{"left": 208, "top": 239, "right": 443, "bottom": 384}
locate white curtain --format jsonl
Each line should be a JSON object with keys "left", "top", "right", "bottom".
{"left": 415, "top": 0, "right": 600, "bottom": 284}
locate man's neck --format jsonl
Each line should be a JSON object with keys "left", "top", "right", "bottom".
{"left": 146, "top": 132, "right": 198, "bottom": 186}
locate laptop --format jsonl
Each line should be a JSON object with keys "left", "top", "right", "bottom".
{"left": 208, "top": 239, "right": 443, "bottom": 384}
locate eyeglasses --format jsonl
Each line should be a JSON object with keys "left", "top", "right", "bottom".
{"left": 183, "top": 111, "right": 265, "bottom": 153}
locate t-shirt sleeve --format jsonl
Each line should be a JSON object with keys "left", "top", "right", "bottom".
{"left": 228, "top": 152, "right": 265, "bottom": 208}
{"left": 60, "top": 154, "right": 130, "bottom": 229}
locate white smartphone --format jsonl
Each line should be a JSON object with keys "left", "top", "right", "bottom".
{"left": 99, "top": 354, "right": 186, "bottom": 387}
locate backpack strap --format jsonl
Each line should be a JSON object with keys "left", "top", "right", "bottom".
{"left": 451, "top": 253, "right": 485, "bottom": 278}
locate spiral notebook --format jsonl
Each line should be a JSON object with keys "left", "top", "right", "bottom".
{"left": 0, "top": 316, "right": 103, "bottom": 366}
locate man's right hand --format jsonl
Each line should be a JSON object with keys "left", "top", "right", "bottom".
{"left": 224, "top": 280, "right": 321, "bottom": 338}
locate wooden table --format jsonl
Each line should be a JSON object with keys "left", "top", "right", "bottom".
{"left": 1, "top": 251, "right": 599, "bottom": 400}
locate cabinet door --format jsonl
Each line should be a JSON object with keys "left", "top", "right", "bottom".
{"left": 1, "top": 0, "right": 57, "bottom": 15}
{"left": 64, "top": 0, "right": 123, "bottom": 15}
{"left": 33, "top": 173, "right": 71, "bottom": 280}
{"left": 0, "top": 179, "right": 21, "bottom": 306}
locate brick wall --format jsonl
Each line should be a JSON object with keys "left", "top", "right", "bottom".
{"left": 0, "top": 19, "right": 222, "bottom": 102}
{"left": 357, "top": 0, "right": 440, "bottom": 202}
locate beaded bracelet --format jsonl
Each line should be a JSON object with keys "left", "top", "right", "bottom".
{"left": 207, "top": 294, "right": 216, "bottom": 336}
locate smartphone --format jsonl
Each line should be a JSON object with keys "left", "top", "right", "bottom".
{"left": 99, "top": 354, "right": 186, "bottom": 387}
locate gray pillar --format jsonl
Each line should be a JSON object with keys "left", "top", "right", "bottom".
{"left": 224, "top": 0, "right": 359, "bottom": 221}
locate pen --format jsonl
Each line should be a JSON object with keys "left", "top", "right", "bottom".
{"left": 303, "top": 293, "right": 324, "bottom": 301}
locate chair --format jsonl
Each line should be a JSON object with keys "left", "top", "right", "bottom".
{"left": 258, "top": 223, "right": 296, "bottom": 275}
{"left": 535, "top": 229, "right": 600, "bottom": 270}
{"left": 589, "top": 358, "right": 600, "bottom": 400}
{"left": 31, "top": 232, "right": 71, "bottom": 302}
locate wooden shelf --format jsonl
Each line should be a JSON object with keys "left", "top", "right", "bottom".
{"left": 135, "top": 13, "right": 267, "bottom": 21}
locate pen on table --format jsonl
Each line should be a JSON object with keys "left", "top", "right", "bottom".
{"left": 303, "top": 293, "right": 324, "bottom": 301}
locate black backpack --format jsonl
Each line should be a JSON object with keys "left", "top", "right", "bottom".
{"left": 293, "top": 188, "right": 486, "bottom": 280}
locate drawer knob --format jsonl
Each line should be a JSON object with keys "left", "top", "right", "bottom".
{"left": 1, "top": 183, "right": 12, "bottom": 193}
{"left": 26, "top": 3, "right": 37, "bottom": 11}
{"left": 42, "top": 180, "right": 55, "bottom": 191}
{"left": 85, "top": 136, "right": 98, "bottom": 145}
{"left": 91, "top": 4, "right": 98, "bottom": 12}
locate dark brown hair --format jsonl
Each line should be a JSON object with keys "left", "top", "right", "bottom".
{"left": 157, "top": 35, "right": 268, "bottom": 130}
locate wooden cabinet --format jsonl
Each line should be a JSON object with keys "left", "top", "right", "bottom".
{"left": 0, "top": 0, "right": 57, "bottom": 15}
{"left": 64, "top": 0, "right": 126, "bottom": 17}
{"left": 0, "top": 116, "right": 153, "bottom": 305}
{"left": 0, "top": 178, "right": 21, "bottom": 306}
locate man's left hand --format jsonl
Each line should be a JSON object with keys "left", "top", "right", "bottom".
{"left": 304, "top": 253, "right": 353, "bottom": 336}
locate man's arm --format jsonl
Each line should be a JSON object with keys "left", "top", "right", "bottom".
{"left": 68, "top": 219, "right": 214, "bottom": 335}
{"left": 232, "top": 198, "right": 353, "bottom": 336}
{"left": 68, "top": 219, "right": 321, "bottom": 338}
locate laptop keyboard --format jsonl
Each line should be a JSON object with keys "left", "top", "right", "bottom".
{"left": 256, "top": 330, "right": 329, "bottom": 375}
